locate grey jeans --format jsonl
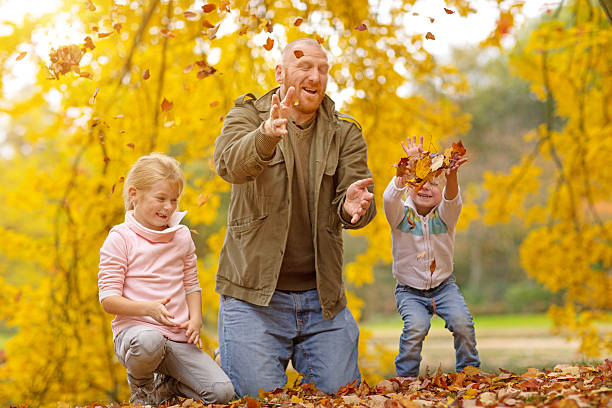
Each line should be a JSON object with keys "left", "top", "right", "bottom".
{"left": 114, "top": 325, "right": 234, "bottom": 404}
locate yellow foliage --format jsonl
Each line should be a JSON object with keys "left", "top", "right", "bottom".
{"left": 484, "top": 0, "right": 612, "bottom": 357}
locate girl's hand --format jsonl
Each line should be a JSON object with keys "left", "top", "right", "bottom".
{"left": 147, "top": 298, "right": 177, "bottom": 327}
{"left": 401, "top": 136, "right": 423, "bottom": 158}
{"left": 179, "top": 318, "right": 202, "bottom": 347}
{"left": 394, "top": 174, "right": 408, "bottom": 188}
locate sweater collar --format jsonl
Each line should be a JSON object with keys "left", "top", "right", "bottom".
{"left": 125, "top": 210, "right": 187, "bottom": 243}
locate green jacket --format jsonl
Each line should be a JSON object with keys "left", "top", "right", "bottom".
{"left": 213, "top": 88, "right": 376, "bottom": 319}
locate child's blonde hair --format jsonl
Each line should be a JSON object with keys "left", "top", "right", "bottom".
{"left": 123, "top": 153, "right": 185, "bottom": 211}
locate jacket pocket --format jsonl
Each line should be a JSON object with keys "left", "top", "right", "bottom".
{"left": 229, "top": 215, "right": 267, "bottom": 238}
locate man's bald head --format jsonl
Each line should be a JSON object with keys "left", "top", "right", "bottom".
{"left": 281, "top": 38, "right": 327, "bottom": 66}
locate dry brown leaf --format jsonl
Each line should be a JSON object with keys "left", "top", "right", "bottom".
{"left": 16, "top": 51, "right": 27, "bottom": 61}
{"left": 264, "top": 37, "right": 274, "bottom": 51}
{"left": 161, "top": 97, "right": 173, "bottom": 112}
{"left": 425, "top": 32, "right": 436, "bottom": 40}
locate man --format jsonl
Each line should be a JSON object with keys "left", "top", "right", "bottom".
{"left": 213, "top": 38, "right": 376, "bottom": 397}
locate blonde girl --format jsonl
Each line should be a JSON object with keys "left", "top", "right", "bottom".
{"left": 98, "top": 153, "right": 234, "bottom": 405}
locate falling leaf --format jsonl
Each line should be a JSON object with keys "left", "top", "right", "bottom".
{"left": 265, "top": 21, "right": 273, "bottom": 33}
{"left": 315, "top": 35, "right": 325, "bottom": 44}
{"left": 16, "top": 51, "right": 27, "bottom": 61}
{"left": 142, "top": 69, "right": 150, "bottom": 80}
{"left": 126, "top": 143, "right": 134, "bottom": 149}
{"left": 195, "top": 60, "right": 217, "bottom": 79}
{"left": 294, "top": 49, "right": 304, "bottom": 59}
{"left": 238, "top": 26, "right": 248, "bottom": 36}
{"left": 202, "top": 19, "right": 215, "bottom": 29}
{"left": 190, "top": 229, "right": 199, "bottom": 235}
{"left": 83, "top": 36, "right": 95, "bottom": 50}
{"left": 425, "top": 32, "right": 436, "bottom": 40}
{"left": 202, "top": 3, "right": 216, "bottom": 13}
{"left": 294, "top": 18, "right": 304, "bottom": 26}
{"left": 197, "top": 194, "right": 209, "bottom": 207}
{"left": 85, "top": 0, "right": 96, "bottom": 11}
{"left": 412, "top": 12, "right": 419, "bottom": 16}
{"left": 79, "top": 71, "right": 93, "bottom": 79}
{"left": 206, "top": 24, "right": 220, "bottom": 40}
{"left": 416, "top": 251, "right": 426, "bottom": 260}
{"left": 184, "top": 11, "right": 198, "bottom": 20}
{"left": 91, "top": 87, "right": 99, "bottom": 102}
{"left": 103, "top": 156, "right": 110, "bottom": 163}
{"left": 219, "top": 1, "right": 230, "bottom": 12}
{"left": 429, "top": 259, "right": 436, "bottom": 275}
{"left": 98, "top": 32, "right": 113, "bottom": 38}
{"left": 161, "top": 97, "right": 173, "bottom": 112}
{"left": 209, "top": 101, "right": 219, "bottom": 107}
{"left": 113, "top": 23, "right": 122, "bottom": 33}
{"left": 355, "top": 23, "right": 367, "bottom": 31}
{"left": 160, "top": 28, "right": 176, "bottom": 38}
{"left": 184, "top": 64, "right": 193, "bottom": 73}
{"left": 429, "top": 17, "right": 435, "bottom": 23}
{"left": 444, "top": 8, "right": 455, "bottom": 14}
{"left": 110, "top": 184, "right": 116, "bottom": 196}
{"left": 264, "top": 37, "right": 274, "bottom": 51}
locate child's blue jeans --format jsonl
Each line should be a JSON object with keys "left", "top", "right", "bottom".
{"left": 218, "top": 289, "right": 360, "bottom": 397}
{"left": 394, "top": 276, "right": 480, "bottom": 377}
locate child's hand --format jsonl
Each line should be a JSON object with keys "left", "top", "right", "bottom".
{"left": 401, "top": 135, "right": 423, "bottom": 158}
{"left": 446, "top": 157, "right": 468, "bottom": 176}
{"left": 147, "top": 298, "right": 177, "bottom": 327}
{"left": 179, "top": 318, "right": 202, "bottom": 347}
{"left": 394, "top": 174, "right": 408, "bottom": 188}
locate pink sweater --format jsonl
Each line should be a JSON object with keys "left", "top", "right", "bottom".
{"left": 98, "top": 210, "right": 201, "bottom": 341}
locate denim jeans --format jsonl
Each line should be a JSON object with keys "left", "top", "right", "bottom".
{"left": 218, "top": 289, "right": 360, "bottom": 397}
{"left": 394, "top": 276, "right": 480, "bottom": 377}
{"left": 114, "top": 325, "right": 234, "bottom": 404}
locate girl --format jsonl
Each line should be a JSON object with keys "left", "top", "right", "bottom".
{"left": 98, "top": 153, "right": 234, "bottom": 405}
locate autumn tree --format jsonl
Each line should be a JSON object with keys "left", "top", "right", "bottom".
{"left": 482, "top": 0, "right": 612, "bottom": 357}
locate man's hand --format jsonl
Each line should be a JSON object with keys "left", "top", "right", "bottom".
{"left": 263, "top": 86, "right": 296, "bottom": 137}
{"left": 179, "top": 318, "right": 202, "bottom": 347}
{"left": 147, "top": 298, "right": 177, "bottom": 327}
{"left": 343, "top": 178, "right": 374, "bottom": 224}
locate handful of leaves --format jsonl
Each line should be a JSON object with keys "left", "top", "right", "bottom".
{"left": 395, "top": 140, "right": 467, "bottom": 192}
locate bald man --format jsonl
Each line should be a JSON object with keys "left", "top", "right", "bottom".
{"left": 213, "top": 38, "right": 376, "bottom": 396}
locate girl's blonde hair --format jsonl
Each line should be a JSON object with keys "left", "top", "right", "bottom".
{"left": 123, "top": 153, "right": 185, "bottom": 211}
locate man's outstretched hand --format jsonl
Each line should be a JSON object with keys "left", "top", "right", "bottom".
{"left": 343, "top": 178, "right": 374, "bottom": 224}
{"left": 263, "top": 87, "right": 296, "bottom": 138}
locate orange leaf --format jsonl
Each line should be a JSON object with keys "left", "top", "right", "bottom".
{"left": 429, "top": 17, "right": 435, "bottom": 23}
{"left": 264, "top": 37, "right": 274, "bottom": 51}
{"left": 97, "top": 32, "right": 113, "bottom": 38}
{"left": 294, "top": 50, "right": 304, "bottom": 59}
{"left": 202, "top": 4, "right": 216, "bottom": 13}
{"left": 86, "top": 0, "right": 96, "bottom": 11}
{"left": 425, "top": 32, "right": 435, "bottom": 40}
{"left": 161, "top": 28, "right": 176, "bottom": 38}
{"left": 184, "top": 64, "right": 193, "bottom": 73}
{"left": 238, "top": 26, "right": 248, "bottom": 36}
{"left": 110, "top": 183, "right": 116, "bottom": 196}
{"left": 184, "top": 11, "right": 198, "bottom": 20}
{"left": 190, "top": 229, "right": 199, "bottom": 235}
{"left": 265, "top": 21, "right": 273, "bottom": 33}
{"left": 126, "top": 143, "right": 135, "bottom": 149}
{"left": 202, "top": 19, "right": 215, "bottom": 29}
{"left": 103, "top": 156, "right": 110, "bottom": 163}
{"left": 444, "top": 8, "right": 455, "bottom": 14}
{"left": 415, "top": 156, "right": 432, "bottom": 179}
{"left": 355, "top": 23, "right": 367, "bottom": 31}
{"left": 16, "top": 51, "right": 27, "bottom": 61}
{"left": 210, "top": 101, "right": 219, "bottom": 107}
{"left": 315, "top": 35, "right": 325, "bottom": 44}
{"left": 83, "top": 36, "right": 95, "bottom": 50}
{"left": 79, "top": 71, "right": 93, "bottom": 79}
{"left": 206, "top": 24, "right": 220, "bottom": 40}
{"left": 429, "top": 259, "right": 436, "bottom": 275}
{"left": 161, "top": 97, "right": 173, "bottom": 112}
{"left": 219, "top": 1, "right": 231, "bottom": 12}
{"left": 294, "top": 18, "right": 303, "bottom": 26}
{"left": 142, "top": 69, "right": 150, "bottom": 80}
{"left": 113, "top": 23, "right": 122, "bottom": 33}
{"left": 246, "top": 397, "right": 260, "bottom": 408}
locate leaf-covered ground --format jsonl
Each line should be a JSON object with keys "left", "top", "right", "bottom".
{"left": 63, "top": 361, "right": 612, "bottom": 408}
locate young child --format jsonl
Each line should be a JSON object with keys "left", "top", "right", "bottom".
{"left": 98, "top": 153, "right": 234, "bottom": 405}
{"left": 382, "top": 136, "right": 480, "bottom": 378}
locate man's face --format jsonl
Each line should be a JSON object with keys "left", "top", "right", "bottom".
{"left": 277, "top": 43, "right": 329, "bottom": 115}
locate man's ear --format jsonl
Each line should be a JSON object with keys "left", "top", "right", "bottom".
{"left": 274, "top": 64, "right": 283, "bottom": 84}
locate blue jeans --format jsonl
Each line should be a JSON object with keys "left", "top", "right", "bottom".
{"left": 218, "top": 289, "right": 360, "bottom": 397}
{"left": 394, "top": 276, "right": 480, "bottom": 377}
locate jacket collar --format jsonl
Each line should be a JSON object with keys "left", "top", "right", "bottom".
{"left": 125, "top": 210, "right": 187, "bottom": 243}
{"left": 253, "top": 87, "right": 336, "bottom": 124}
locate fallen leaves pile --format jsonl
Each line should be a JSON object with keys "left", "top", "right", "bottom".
{"left": 395, "top": 141, "right": 466, "bottom": 192}
{"left": 79, "top": 361, "right": 611, "bottom": 408}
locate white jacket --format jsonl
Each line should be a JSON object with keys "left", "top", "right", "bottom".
{"left": 382, "top": 177, "right": 462, "bottom": 290}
